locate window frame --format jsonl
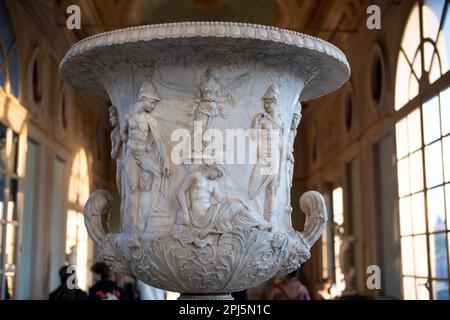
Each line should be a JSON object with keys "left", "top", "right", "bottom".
{"left": 395, "top": 0, "right": 450, "bottom": 300}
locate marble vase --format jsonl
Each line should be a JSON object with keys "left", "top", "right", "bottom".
{"left": 60, "top": 22, "right": 350, "bottom": 299}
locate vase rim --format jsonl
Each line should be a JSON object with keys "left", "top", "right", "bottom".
{"left": 60, "top": 21, "right": 350, "bottom": 101}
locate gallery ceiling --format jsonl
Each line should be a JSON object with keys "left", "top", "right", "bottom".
{"left": 38, "top": 0, "right": 371, "bottom": 50}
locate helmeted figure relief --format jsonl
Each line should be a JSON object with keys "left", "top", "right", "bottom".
{"left": 249, "top": 84, "right": 284, "bottom": 222}
{"left": 176, "top": 163, "right": 271, "bottom": 232}
{"left": 190, "top": 68, "right": 226, "bottom": 156}
{"left": 120, "top": 80, "right": 170, "bottom": 232}
{"left": 285, "top": 102, "right": 302, "bottom": 214}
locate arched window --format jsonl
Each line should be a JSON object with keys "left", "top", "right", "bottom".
{"left": 395, "top": 0, "right": 450, "bottom": 300}
{"left": 66, "top": 149, "right": 91, "bottom": 291}
{"left": 0, "top": 0, "right": 19, "bottom": 97}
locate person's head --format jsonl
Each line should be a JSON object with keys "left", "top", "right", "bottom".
{"left": 91, "top": 262, "right": 111, "bottom": 282}
{"left": 291, "top": 112, "right": 301, "bottom": 130}
{"left": 108, "top": 105, "right": 118, "bottom": 127}
{"left": 263, "top": 84, "right": 279, "bottom": 114}
{"left": 201, "top": 163, "right": 224, "bottom": 180}
{"left": 322, "top": 278, "right": 332, "bottom": 290}
{"left": 137, "top": 80, "right": 160, "bottom": 112}
{"left": 59, "top": 265, "right": 71, "bottom": 285}
{"left": 199, "top": 68, "right": 220, "bottom": 102}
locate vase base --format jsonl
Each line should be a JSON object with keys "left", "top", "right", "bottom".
{"left": 178, "top": 293, "right": 234, "bottom": 300}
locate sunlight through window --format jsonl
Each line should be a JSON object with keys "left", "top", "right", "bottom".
{"left": 396, "top": 1, "right": 450, "bottom": 300}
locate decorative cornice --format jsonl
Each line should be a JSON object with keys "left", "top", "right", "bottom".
{"left": 61, "top": 21, "right": 349, "bottom": 71}
{"left": 60, "top": 21, "right": 350, "bottom": 101}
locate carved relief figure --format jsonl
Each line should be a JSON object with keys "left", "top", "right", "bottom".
{"left": 190, "top": 68, "right": 226, "bottom": 155}
{"left": 109, "top": 106, "right": 125, "bottom": 223}
{"left": 120, "top": 80, "right": 170, "bottom": 232}
{"left": 177, "top": 163, "right": 271, "bottom": 232}
{"left": 249, "top": 84, "right": 284, "bottom": 222}
{"left": 285, "top": 102, "right": 302, "bottom": 214}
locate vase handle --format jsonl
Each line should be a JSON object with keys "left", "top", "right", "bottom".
{"left": 84, "top": 190, "right": 113, "bottom": 246}
{"left": 298, "top": 191, "right": 328, "bottom": 250}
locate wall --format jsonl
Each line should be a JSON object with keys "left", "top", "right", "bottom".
{"left": 2, "top": 0, "right": 115, "bottom": 299}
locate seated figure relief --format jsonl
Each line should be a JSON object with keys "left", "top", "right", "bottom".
{"left": 176, "top": 163, "right": 271, "bottom": 233}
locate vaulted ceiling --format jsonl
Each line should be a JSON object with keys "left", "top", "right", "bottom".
{"left": 36, "top": 0, "right": 370, "bottom": 50}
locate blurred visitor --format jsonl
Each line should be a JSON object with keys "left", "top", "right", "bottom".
{"left": 317, "top": 278, "right": 336, "bottom": 300}
{"left": 48, "top": 265, "right": 88, "bottom": 300}
{"left": 117, "top": 276, "right": 139, "bottom": 300}
{"left": 88, "top": 262, "right": 125, "bottom": 300}
{"left": 265, "top": 270, "right": 311, "bottom": 300}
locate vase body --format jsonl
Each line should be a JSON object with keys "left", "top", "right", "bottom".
{"left": 60, "top": 22, "right": 350, "bottom": 295}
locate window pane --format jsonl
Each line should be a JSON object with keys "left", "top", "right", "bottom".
{"left": 398, "top": 157, "right": 411, "bottom": 197}
{"left": 414, "top": 235, "right": 429, "bottom": 277}
{"left": 66, "top": 210, "right": 78, "bottom": 254}
{"left": 423, "top": 42, "right": 435, "bottom": 73}
{"left": 412, "top": 192, "right": 426, "bottom": 235}
{"left": 400, "top": 196, "right": 413, "bottom": 236}
{"left": 425, "top": 141, "right": 443, "bottom": 188}
{"left": 77, "top": 213, "right": 89, "bottom": 291}
{"left": 396, "top": 118, "right": 409, "bottom": 159}
{"left": 68, "top": 149, "right": 90, "bottom": 207}
{"left": 409, "top": 73, "right": 419, "bottom": 100}
{"left": 5, "top": 223, "right": 16, "bottom": 267}
{"left": 443, "top": 136, "right": 450, "bottom": 182}
{"left": 396, "top": 53, "right": 412, "bottom": 110}
{"left": 429, "top": 53, "right": 441, "bottom": 84}
{"left": 429, "top": 233, "right": 448, "bottom": 278}
{"left": 409, "top": 151, "right": 424, "bottom": 193}
{"left": 401, "top": 236, "right": 415, "bottom": 275}
{"left": 423, "top": 0, "right": 445, "bottom": 42}
{"left": 332, "top": 187, "right": 343, "bottom": 217}
{"left": 441, "top": 87, "right": 450, "bottom": 136}
{"left": 401, "top": 4, "right": 421, "bottom": 63}
{"left": 436, "top": 11, "right": 450, "bottom": 74}
{"left": 423, "top": 96, "right": 441, "bottom": 145}
{"left": 403, "top": 276, "right": 416, "bottom": 299}
{"left": 416, "top": 278, "right": 430, "bottom": 300}
{"left": 412, "top": 51, "right": 422, "bottom": 80}
{"left": 432, "top": 280, "right": 449, "bottom": 300}
{"left": 322, "top": 232, "right": 328, "bottom": 279}
{"left": 408, "top": 108, "right": 422, "bottom": 153}
{"left": 427, "top": 186, "right": 446, "bottom": 232}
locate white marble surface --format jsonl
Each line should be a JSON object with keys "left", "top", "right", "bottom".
{"left": 60, "top": 22, "right": 349, "bottom": 295}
